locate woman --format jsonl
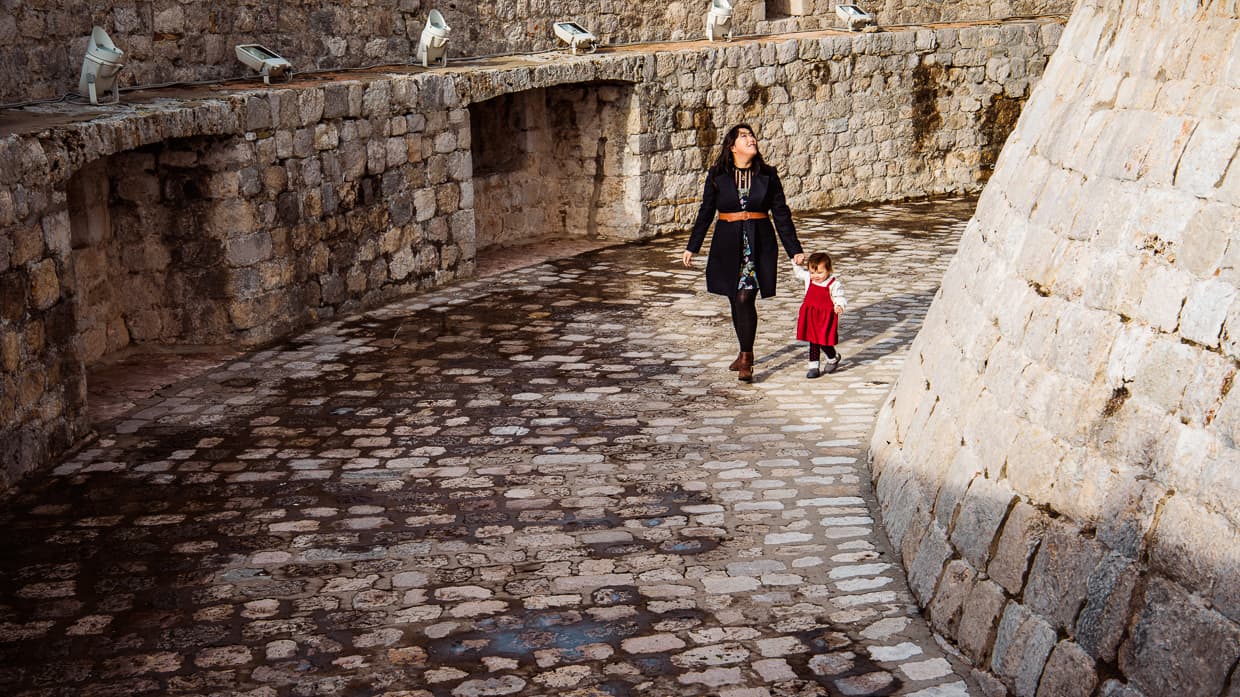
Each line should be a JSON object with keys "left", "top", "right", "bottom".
{"left": 682, "top": 124, "right": 805, "bottom": 382}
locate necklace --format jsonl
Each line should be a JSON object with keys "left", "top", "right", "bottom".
{"left": 735, "top": 167, "right": 752, "bottom": 206}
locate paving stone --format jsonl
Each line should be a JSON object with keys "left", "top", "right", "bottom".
{"left": 453, "top": 676, "right": 527, "bottom": 696}
{"left": 869, "top": 642, "right": 924, "bottom": 662}
{"left": 752, "top": 657, "right": 799, "bottom": 681}
{"left": 859, "top": 617, "right": 911, "bottom": 641}
{"left": 0, "top": 200, "right": 979, "bottom": 696}
{"left": 900, "top": 657, "right": 955, "bottom": 681}
{"left": 835, "top": 671, "right": 895, "bottom": 695}
{"left": 808, "top": 651, "right": 857, "bottom": 676}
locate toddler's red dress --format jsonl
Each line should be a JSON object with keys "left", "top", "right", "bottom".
{"left": 796, "top": 278, "right": 839, "bottom": 346}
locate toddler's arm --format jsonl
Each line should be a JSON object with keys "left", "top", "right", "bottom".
{"left": 832, "top": 279, "right": 848, "bottom": 311}
{"left": 790, "top": 260, "right": 809, "bottom": 283}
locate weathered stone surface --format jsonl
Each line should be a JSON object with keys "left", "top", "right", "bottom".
{"left": 1023, "top": 521, "right": 1104, "bottom": 633}
{"left": 1034, "top": 641, "right": 1097, "bottom": 697}
{"left": 1074, "top": 552, "right": 1138, "bottom": 663}
{"left": 1095, "top": 478, "right": 1167, "bottom": 559}
{"left": 926, "top": 559, "right": 975, "bottom": 637}
{"left": 906, "top": 521, "right": 952, "bottom": 605}
{"left": 28, "top": 259, "right": 59, "bottom": 311}
{"left": 873, "top": 0, "right": 1240, "bottom": 686}
{"left": 1098, "top": 680, "right": 1146, "bottom": 697}
{"left": 957, "top": 579, "right": 1007, "bottom": 666}
{"left": 949, "top": 475, "right": 1016, "bottom": 571}
{"left": 1148, "top": 494, "right": 1240, "bottom": 623}
{"left": 991, "top": 602, "right": 1056, "bottom": 697}
{"left": 986, "top": 502, "right": 1048, "bottom": 596}
{"left": 973, "top": 668, "right": 1010, "bottom": 697}
{"left": 1118, "top": 577, "right": 1240, "bottom": 697}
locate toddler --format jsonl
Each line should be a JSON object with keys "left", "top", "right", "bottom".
{"left": 792, "top": 252, "right": 847, "bottom": 378}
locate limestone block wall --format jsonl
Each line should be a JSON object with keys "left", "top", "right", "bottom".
{"left": 650, "top": 21, "right": 1062, "bottom": 221}
{"left": 761, "top": 0, "right": 1068, "bottom": 32}
{"left": 0, "top": 0, "right": 767, "bottom": 104}
{"left": 472, "top": 84, "right": 642, "bottom": 249}
{"left": 870, "top": 0, "right": 1240, "bottom": 693}
{"left": 0, "top": 19, "right": 1062, "bottom": 491}
{"left": 0, "top": 0, "right": 1073, "bottom": 105}
{"left": 0, "top": 74, "right": 479, "bottom": 485}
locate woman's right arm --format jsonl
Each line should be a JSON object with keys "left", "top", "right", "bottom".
{"left": 685, "top": 173, "right": 718, "bottom": 254}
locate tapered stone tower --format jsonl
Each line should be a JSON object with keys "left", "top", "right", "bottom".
{"left": 870, "top": 0, "right": 1240, "bottom": 693}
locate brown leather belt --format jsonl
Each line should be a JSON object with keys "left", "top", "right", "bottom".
{"left": 718, "top": 211, "right": 768, "bottom": 222}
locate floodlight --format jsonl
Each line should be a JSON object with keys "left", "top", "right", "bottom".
{"left": 835, "top": 4, "right": 875, "bottom": 31}
{"left": 415, "top": 9, "right": 452, "bottom": 67}
{"left": 706, "top": 0, "right": 734, "bottom": 42}
{"left": 78, "top": 26, "right": 127, "bottom": 105}
{"left": 235, "top": 44, "right": 292, "bottom": 84}
{"left": 553, "top": 21, "right": 597, "bottom": 54}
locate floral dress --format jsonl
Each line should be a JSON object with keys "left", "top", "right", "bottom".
{"left": 737, "top": 169, "right": 758, "bottom": 290}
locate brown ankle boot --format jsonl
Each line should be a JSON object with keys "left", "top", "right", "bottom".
{"left": 728, "top": 352, "right": 744, "bottom": 371}
{"left": 737, "top": 352, "right": 754, "bottom": 382}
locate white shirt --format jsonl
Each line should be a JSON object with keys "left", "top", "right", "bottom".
{"left": 791, "top": 262, "right": 848, "bottom": 311}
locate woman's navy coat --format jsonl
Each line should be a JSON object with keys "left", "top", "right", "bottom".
{"left": 686, "top": 165, "right": 803, "bottom": 299}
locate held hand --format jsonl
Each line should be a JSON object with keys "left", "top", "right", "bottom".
{"left": 792, "top": 253, "right": 804, "bottom": 266}
{"left": 682, "top": 250, "right": 694, "bottom": 267}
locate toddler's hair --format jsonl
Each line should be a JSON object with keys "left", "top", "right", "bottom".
{"left": 806, "top": 252, "right": 832, "bottom": 273}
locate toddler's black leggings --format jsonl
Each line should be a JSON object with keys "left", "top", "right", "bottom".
{"left": 730, "top": 289, "right": 758, "bottom": 352}
{"left": 809, "top": 343, "right": 838, "bottom": 361}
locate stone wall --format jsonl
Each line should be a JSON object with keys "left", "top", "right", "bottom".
{"left": 761, "top": 0, "right": 1068, "bottom": 31}
{"left": 0, "top": 0, "right": 1074, "bottom": 105}
{"left": 870, "top": 0, "right": 1240, "bottom": 693}
{"left": 472, "top": 84, "right": 642, "bottom": 249}
{"left": 0, "top": 19, "right": 1062, "bottom": 490}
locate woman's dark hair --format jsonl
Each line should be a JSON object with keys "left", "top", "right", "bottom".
{"left": 710, "top": 123, "right": 767, "bottom": 175}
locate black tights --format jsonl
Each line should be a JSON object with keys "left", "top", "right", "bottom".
{"left": 730, "top": 289, "right": 758, "bottom": 352}
{"left": 809, "top": 344, "right": 838, "bottom": 361}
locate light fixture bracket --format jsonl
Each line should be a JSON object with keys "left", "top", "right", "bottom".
{"left": 235, "top": 44, "right": 292, "bottom": 84}
{"left": 416, "top": 9, "right": 452, "bottom": 68}
{"left": 553, "top": 21, "right": 598, "bottom": 55}
{"left": 835, "top": 4, "right": 876, "bottom": 31}
{"left": 78, "top": 26, "right": 127, "bottom": 105}
{"left": 707, "top": 0, "right": 734, "bottom": 42}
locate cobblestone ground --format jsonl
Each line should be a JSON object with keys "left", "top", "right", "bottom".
{"left": 0, "top": 197, "right": 976, "bottom": 697}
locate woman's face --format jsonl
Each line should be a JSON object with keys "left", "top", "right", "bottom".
{"left": 730, "top": 128, "right": 758, "bottom": 160}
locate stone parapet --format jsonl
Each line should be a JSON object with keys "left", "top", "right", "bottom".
{"left": 1, "top": 1, "right": 1072, "bottom": 105}
{"left": 871, "top": 0, "right": 1240, "bottom": 692}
